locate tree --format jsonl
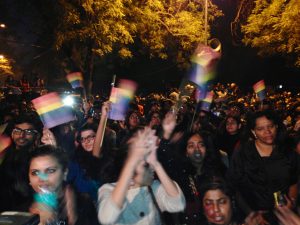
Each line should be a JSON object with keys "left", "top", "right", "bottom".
{"left": 0, "top": 55, "right": 13, "bottom": 76}
{"left": 242, "top": 0, "right": 300, "bottom": 67}
{"left": 55, "top": 0, "right": 222, "bottom": 94}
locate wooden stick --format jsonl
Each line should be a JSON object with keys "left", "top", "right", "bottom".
{"left": 99, "top": 74, "right": 116, "bottom": 148}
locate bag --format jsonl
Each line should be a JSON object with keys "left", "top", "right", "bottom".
{"left": 0, "top": 211, "right": 39, "bottom": 225}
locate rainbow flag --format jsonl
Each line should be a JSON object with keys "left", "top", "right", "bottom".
{"left": 188, "top": 44, "right": 221, "bottom": 87}
{"left": 119, "top": 79, "right": 138, "bottom": 93}
{"left": 66, "top": 72, "right": 83, "bottom": 89}
{"left": 32, "top": 92, "right": 75, "bottom": 128}
{"left": 0, "top": 123, "right": 8, "bottom": 134}
{"left": 0, "top": 134, "right": 11, "bottom": 165}
{"left": 200, "top": 91, "right": 214, "bottom": 111}
{"left": 253, "top": 80, "right": 266, "bottom": 101}
{"left": 108, "top": 80, "right": 137, "bottom": 121}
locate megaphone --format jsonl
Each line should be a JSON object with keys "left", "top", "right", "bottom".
{"left": 208, "top": 38, "right": 221, "bottom": 52}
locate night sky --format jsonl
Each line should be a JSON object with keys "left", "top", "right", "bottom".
{"left": 0, "top": 0, "right": 299, "bottom": 93}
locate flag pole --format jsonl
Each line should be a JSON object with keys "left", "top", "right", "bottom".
{"left": 99, "top": 74, "right": 116, "bottom": 148}
{"left": 189, "top": 102, "right": 198, "bottom": 132}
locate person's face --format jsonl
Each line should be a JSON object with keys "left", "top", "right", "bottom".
{"left": 186, "top": 133, "right": 206, "bottom": 164}
{"left": 203, "top": 189, "right": 232, "bottom": 225}
{"left": 150, "top": 113, "right": 161, "bottom": 126}
{"left": 11, "top": 123, "right": 38, "bottom": 149}
{"left": 295, "top": 142, "right": 300, "bottom": 155}
{"left": 129, "top": 113, "right": 139, "bottom": 128}
{"left": 225, "top": 118, "right": 240, "bottom": 135}
{"left": 29, "top": 155, "right": 66, "bottom": 194}
{"left": 252, "top": 116, "right": 277, "bottom": 145}
{"left": 133, "top": 161, "right": 154, "bottom": 186}
{"left": 80, "top": 129, "right": 96, "bottom": 152}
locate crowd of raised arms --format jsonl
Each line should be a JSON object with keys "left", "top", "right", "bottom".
{"left": 1, "top": 81, "right": 300, "bottom": 225}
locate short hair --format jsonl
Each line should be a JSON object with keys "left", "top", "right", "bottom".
{"left": 76, "top": 122, "right": 98, "bottom": 143}
{"left": 14, "top": 112, "right": 43, "bottom": 134}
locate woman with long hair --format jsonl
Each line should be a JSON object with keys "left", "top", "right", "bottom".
{"left": 173, "top": 130, "right": 227, "bottom": 225}
{"left": 216, "top": 115, "right": 242, "bottom": 160}
{"left": 28, "top": 145, "right": 99, "bottom": 225}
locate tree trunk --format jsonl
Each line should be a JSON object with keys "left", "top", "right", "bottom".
{"left": 84, "top": 39, "right": 95, "bottom": 96}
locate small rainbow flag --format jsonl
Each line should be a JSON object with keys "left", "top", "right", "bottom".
{"left": 253, "top": 80, "right": 266, "bottom": 101}
{"left": 32, "top": 92, "right": 75, "bottom": 128}
{"left": 108, "top": 80, "right": 137, "bottom": 121}
{"left": 200, "top": 91, "right": 214, "bottom": 111}
{"left": 188, "top": 45, "right": 220, "bottom": 87}
{"left": 0, "top": 134, "right": 11, "bottom": 165}
{"left": 66, "top": 72, "right": 83, "bottom": 89}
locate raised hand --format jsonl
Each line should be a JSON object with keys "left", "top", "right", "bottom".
{"left": 244, "top": 211, "right": 269, "bottom": 225}
{"left": 162, "top": 111, "right": 177, "bottom": 140}
{"left": 101, "top": 101, "right": 111, "bottom": 118}
{"left": 145, "top": 133, "right": 159, "bottom": 167}
{"left": 275, "top": 206, "right": 300, "bottom": 225}
{"left": 127, "top": 127, "right": 156, "bottom": 163}
{"left": 41, "top": 129, "right": 57, "bottom": 147}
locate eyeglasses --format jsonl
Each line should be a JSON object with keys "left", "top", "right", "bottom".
{"left": 80, "top": 135, "right": 95, "bottom": 143}
{"left": 12, "top": 128, "right": 38, "bottom": 136}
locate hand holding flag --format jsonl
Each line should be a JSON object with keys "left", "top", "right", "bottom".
{"left": 253, "top": 80, "right": 266, "bottom": 101}
{"left": 66, "top": 72, "right": 84, "bottom": 89}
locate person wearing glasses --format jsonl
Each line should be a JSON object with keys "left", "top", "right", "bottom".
{"left": 67, "top": 101, "right": 113, "bottom": 204}
{"left": 0, "top": 112, "right": 43, "bottom": 211}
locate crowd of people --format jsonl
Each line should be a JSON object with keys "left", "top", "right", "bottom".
{"left": 0, "top": 81, "right": 300, "bottom": 225}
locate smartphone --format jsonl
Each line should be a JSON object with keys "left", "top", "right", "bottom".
{"left": 274, "top": 191, "right": 287, "bottom": 206}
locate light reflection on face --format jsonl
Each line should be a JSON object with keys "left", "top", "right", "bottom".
{"left": 29, "top": 155, "right": 66, "bottom": 194}
{"left": 186, "top": 133, "right": 206, "bottom": 165}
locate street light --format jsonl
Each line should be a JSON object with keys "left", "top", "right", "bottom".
{"left": 0, "top": 24, "right": 6, "bottom": 28}
{"left": 0, "top": 55, "right": 4, "bottom": 60}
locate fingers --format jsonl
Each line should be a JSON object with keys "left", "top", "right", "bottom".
{"left": 244, "top": 211, "right": 269, "bottom": 225}
{"left": 41, "top": 129, "right": 56, "bottom": 146}
{"left": 101, "top": 101, "right": 111, "bottom": 116}
{"left": 275, "top": 206, "right": 300, "bottom": 225}
{"left": 128, "top": 127, "right": 157, "bottom": 161}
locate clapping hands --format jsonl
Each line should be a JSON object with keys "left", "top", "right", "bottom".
{"left": 127, "top": 127, "right": 158, "bottom": 164}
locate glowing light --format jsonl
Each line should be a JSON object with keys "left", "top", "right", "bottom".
{"left": 0, "top": 24, "right": 5, "bottom": 28}
{"left": 62, "top": 95, "right": 74, "bottom": 106}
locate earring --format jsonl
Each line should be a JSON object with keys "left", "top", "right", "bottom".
{"left": 253, "top": 132, "right": 257, "bottom": 139}
{"left": 64, "top": 172, "right": 68, "bottom": 181}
